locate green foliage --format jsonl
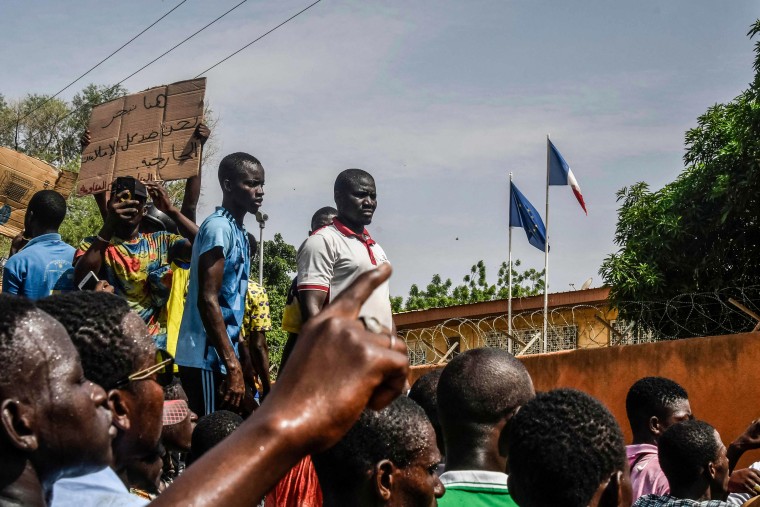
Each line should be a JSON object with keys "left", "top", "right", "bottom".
{"left": 396, "top": 259, "right": 545, "bottom": 312}
{"left": 0, "top": 84, "right": 126, "bottom": 167}
{"left": 599, "top": 20, "right": 760, "bottom": 337}
{"left": 251, "top": 233, "right": 298, "bottom": 373}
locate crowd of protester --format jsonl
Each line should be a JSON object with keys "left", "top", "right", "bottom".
{"left": 1, "top": 123, "right": 760, "bottom": 506}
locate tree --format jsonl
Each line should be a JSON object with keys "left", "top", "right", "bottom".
{"left": 599, "top": 20, "right": 760, "bottom": 338}
{"left": 251, "top": 233, "right": 298, "bottom": 373}
{"left": 394, "top": 259, "right": 545, "bottom": 312}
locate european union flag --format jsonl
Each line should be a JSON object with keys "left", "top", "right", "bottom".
{"left": 509, "top": 182, "right": 547, "bottom": 252}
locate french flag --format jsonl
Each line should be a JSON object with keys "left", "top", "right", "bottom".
{"left": 547, "top": 139, "right": 587, "bottom": 215}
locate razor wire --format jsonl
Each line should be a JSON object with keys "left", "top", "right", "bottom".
{"left": 398, "top": 286, "right": 760, "bottom": 366}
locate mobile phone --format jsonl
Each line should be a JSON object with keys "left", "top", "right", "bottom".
{"left": 78, "top": 271, "right": 100, "bottom": 291}
{"left": 112, "top": 176, "right": 136, "bottom": 202}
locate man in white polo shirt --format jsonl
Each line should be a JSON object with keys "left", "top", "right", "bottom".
{"left": 297, "top": 168, "right": 393, "bottom": 331}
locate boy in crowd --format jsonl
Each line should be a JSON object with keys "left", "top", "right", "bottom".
{"left": 74, "top": 178, "right": 197, "bottom": 349}
{"left": 39, "top": 292, "right": 168, "bottom": 507}
{"left": 507, "top": 388, "right": 632, "bottom": 507}
{"left": 437, "top": 348, "right": 534, "bottom": 506}
{"left": 633, "top": 420, "right": 730, "bottom": 507}
{"left": 175, "top": 152, "right": 265, "bottom": 415}
{"left": 2, "top": 190, "right": 76, "bottom": 298}
{"left": 626, "top": 376, "right": 694, "bottom": 500}
{"left": 0, "top": 294, "right": 113, "bottom": 506}
{"left": 314, "top": 396, "right": 444, "bottom": 506}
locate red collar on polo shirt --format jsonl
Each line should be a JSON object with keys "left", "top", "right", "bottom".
{"left": 332, "top": 217, "right": 377, "bottom": 265}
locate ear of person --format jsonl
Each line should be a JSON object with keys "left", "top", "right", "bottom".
{"left": 591, "top": 471, "right": 630, "bottom": 507}
{"left": 375, "top": 460, "right": 394, "bottom": 501}
{"left": 0, "top": 399, "right": 38, "bottom": 451}
{"left": 107, "top": 390, "right": 132, "bottom": 431}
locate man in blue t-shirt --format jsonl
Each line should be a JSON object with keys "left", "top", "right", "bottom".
{"left": 176, "top": 152, "right": 265, "bottom": 416}
{"left": 2, "top": 190, "right": 76, "bottom": 299}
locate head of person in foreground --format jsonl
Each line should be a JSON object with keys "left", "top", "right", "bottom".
{"left": 437, "top": 347, "right": 534, "bottom": 472}
{"left": 313, "top": 396, "right": 444, "bottom": 507}
{"left": 657, "top": 419, "right": 729, "bottom": 502}
{"left": 507, "top": 388, "right": 631, "bottom": 507}
{"left": 0, "top": 294, "right": 113, "bottom": 503}
{"left": 38, "top": 291, "right": 167, "bottom": 472}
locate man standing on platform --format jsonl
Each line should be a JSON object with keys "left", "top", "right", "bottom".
{"left": 175, "top": 152, "right": 265, "bottom": 416}
{"left": 297, "top": 169, "right": 392, "bottom": 332}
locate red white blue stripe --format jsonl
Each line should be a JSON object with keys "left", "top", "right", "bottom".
{"left": 547, "top": 139, "right": 587, "bottom": 215}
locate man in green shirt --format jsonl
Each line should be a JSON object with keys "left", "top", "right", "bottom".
{"left": 437, "top": 348, "right": 535, "bottom": 506}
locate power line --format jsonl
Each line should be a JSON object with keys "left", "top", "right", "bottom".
{"left": 194, "top": 0, "right": 323, "bottom": 77}
{"left": 113, "top": 0, "right": 249, "bottom": 90}
{"left": 39, "top": 0, "right": 250, "bottom": 129}
{"left": 19, "top": 0, "right": 188, "bottom": 122}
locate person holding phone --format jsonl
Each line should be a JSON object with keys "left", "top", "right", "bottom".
{"left": 73, "top": 176, "right": 198, "bottom": 349}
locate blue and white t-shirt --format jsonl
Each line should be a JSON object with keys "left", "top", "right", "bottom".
{"left": 2, "top": 233, "right": 75, "bottom": 300}
{"left": 175, "top": 207, "right": 250, "bottom": 373}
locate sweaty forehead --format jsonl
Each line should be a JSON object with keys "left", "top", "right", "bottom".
{"left": 6, "top": 310, "right": 77, "bottom": 388}
{"left": 120, "top": 312, "right": 156, "bottom": 368}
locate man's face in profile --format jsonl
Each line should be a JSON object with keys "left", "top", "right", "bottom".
{"left": 22, "top": 311, "right": 115, "bottom": 478}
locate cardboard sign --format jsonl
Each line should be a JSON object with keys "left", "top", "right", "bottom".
{"left": 77, "top": 78, "right": 206, "bottom": 196}
{"left": 0, "top": 147, "right": 77, "bottom": 239}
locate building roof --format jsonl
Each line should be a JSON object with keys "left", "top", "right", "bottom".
{"left": 394, "top": 287, "right": 611, "bottom": 331}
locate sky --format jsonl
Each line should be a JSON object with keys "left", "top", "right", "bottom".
{"left": 2, "top": 0, "right": 758, "bottom": 300}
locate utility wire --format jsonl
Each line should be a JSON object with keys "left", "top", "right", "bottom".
{"left": 18, "top": 0, "right": 188, "bottom": 122}
{"left": 194, "top": 0, "right": 323, "bottom": 77}
{"left": 113, "top": 0, "right": 249, "bottom": 91}
{"left": 41, "top": 0, "right": 250, "bottom": 128}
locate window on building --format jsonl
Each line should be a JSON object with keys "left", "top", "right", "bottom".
{"left": 611, "top": 319, "right": 658, "bottom": 345}
{"left": 407, "top": 340, "right": 428, "bottom": 366}
{"left": 484, "top": 331, "right": 509, "bottom": 349}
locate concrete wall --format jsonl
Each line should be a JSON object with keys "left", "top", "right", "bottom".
{"left": 410, "top": 332, "right": 760, "bottom": 469}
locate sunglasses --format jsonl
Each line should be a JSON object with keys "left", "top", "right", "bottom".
{"left": 108, "top": 349, "right": 175, "bottom": 391}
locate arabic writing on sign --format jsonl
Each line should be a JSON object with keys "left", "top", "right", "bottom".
{"left": 77, "top": 78, "right": 205, "bottom": 196}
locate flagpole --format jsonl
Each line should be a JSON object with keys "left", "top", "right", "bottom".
{"left": 508, "top": 172, "right": 514, "bottom": 354}
{"left": 543, "top": 135, "right": 550, "bottom": 354}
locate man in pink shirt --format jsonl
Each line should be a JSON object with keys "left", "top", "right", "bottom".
{"left": 625, "top": 377, "right": 693, "bottom": 501}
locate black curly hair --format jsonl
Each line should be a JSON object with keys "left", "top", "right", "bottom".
{"left": 507, "top": 388, "right": 626, "bottom": 507}
{"left": 626, "top": 376, "right": 689, "bottom": 436}
{"left": 313, "top": 396, "right": 433, "bottom": 502}
{"left": 37, "top": 292, "right": 150, "bottom": 390}
{"left": 187, "top": 410, "right": 243, "bottom": 465}
{"left": 0, "top": 294, "right": 38, "bottom": 387}
{"left": 658, "top": 419, "right": 720, "bottom": 490}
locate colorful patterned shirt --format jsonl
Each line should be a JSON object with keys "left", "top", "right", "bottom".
{"left": 75, "top": 231, "right": 188, "bottom": 348}
{"left": 243, "top": 281, "right": 272, "bottom": 337}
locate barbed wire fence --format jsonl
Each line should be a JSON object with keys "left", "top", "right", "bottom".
{"left": 398, "top": 286, "right": 760, "bottom": 366}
